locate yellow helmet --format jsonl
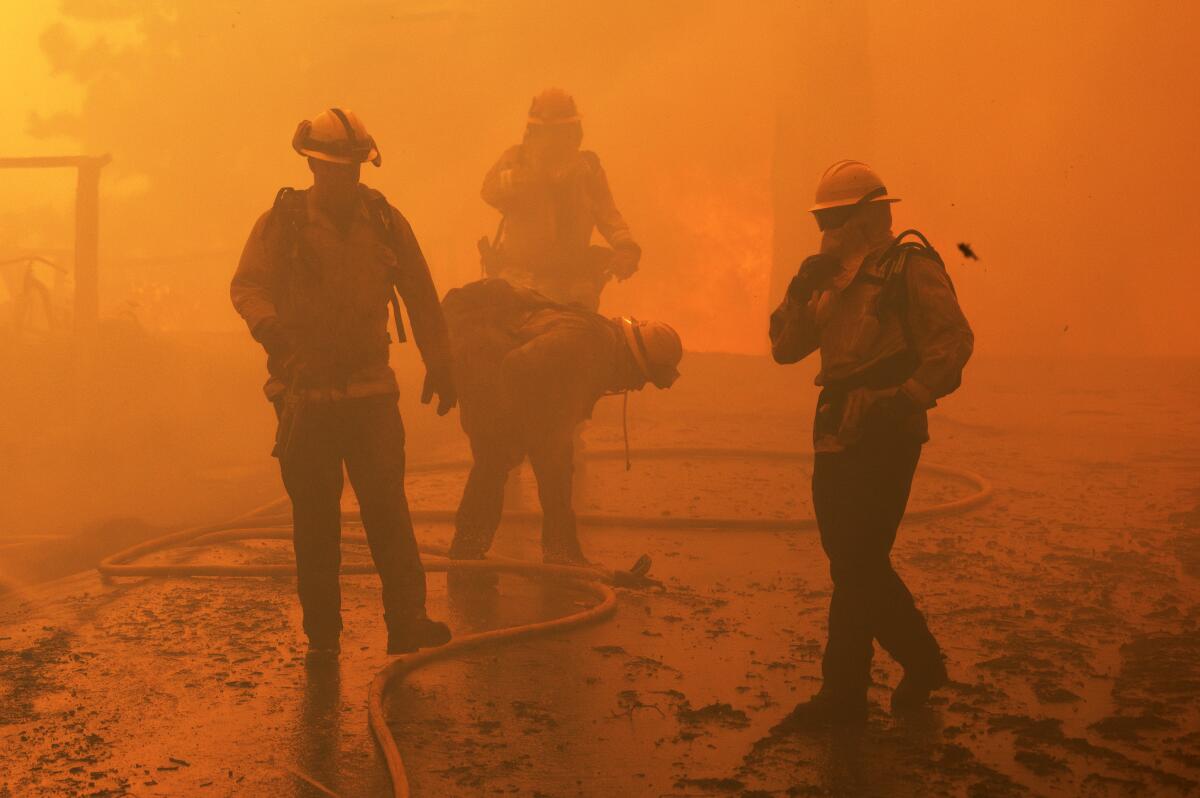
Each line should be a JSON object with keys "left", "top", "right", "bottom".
{"left": 808, "top": 160, "right": 900, "bottom": 212}
{"left": 620, "top": 318, "right": 683, "bottom": 389}
{"left": 292, "top": 108, "right": 381, "bottom": 167}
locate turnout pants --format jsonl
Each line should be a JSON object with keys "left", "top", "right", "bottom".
{"left": 450, "top": 428, "right": 586, "bottom": 563}
{"left": 277, "top": 394, "right": 425, "bottom": 643}
{"left": 812, "top": 435, "right": 942, "bottom": 698}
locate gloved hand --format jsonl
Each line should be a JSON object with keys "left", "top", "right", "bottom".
{"left": 421, "top": 363, "right": 457, "bottom": 416}
{"left": 254, "top": 317, "right": 294, "bottom": 361}
{"left": 865, "top": 388, "right": 920, "bottom": 429}
{"left": 255, "top": 317, "right": 312, "bottom": 386}
{"left": 608, "top": 245, "right": 641, "bottom": 281}
{"left": 837, "top": 386, "right": 919, "bottom": 446}
{"left": 787, "top": 254, "right": 840, "bottom": 301}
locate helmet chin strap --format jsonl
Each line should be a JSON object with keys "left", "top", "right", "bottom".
{"left": 621, "top": 317, "right": 653, "bottom": 382}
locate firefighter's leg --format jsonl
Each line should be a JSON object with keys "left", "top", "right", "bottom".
{"left": 812, "top": 449, "right": 877, "bottom": 702}
{"left": 863, "top": 441, "right": 945, "bottom": 691}
{"left": 529, "top": 432, "right": 588, "bottom": 566}
{"left": 572, "top": 422, "right": 590, "bottom": 510}
{"left": 814, "top": 437, "right": 938, "bottom": 698}
{"left": 341, "top": 395, "right": 428, "bottom": 630}
{"left": 450, "top": 436, "right": 513, "bottom": 560}
{"left": 279, "top": 401, "right": 345, "bottom": 647}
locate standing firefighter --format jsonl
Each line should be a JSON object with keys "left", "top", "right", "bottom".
{"left": 768, "top": 161, "right": 973, "bottom": 727}
{"left": 231, "top": 108, "right": 457, "bottom": 659}
{"left": 478, "top": 88, "right": 641, "bottom": 311}
{"left": 442, "top": 279, "right": 681, "bottom": 566}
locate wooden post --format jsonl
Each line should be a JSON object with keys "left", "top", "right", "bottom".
{"left": 0, "top": 154, "right": 111, "bottom": 336}
{"left": 74, "top": 158, "right": 104, "bottom": 333}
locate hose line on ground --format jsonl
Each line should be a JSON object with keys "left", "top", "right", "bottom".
{"left": 95, "top": 447, "right": 991, "bottom": 797}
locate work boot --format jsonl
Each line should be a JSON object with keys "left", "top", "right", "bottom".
{"left": 447, "top": 533, "right": 488, "bottom": 561}
{"left": 891, "top": 658, "right": 949, "bottom": 714}
{"left": 769, "top": 690, "right": 868, "bottom": 734}
{"left": 544, "top": 550, "right": 592, "bottom": 567}
{"left": 543, "top": 541, "right": 592, "bottom": 568}
{"left": 386, "top": 616, "right": 452, "bottom": 655}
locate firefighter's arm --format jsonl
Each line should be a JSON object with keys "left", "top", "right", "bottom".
{"left": 390, "top": 211, "right": 457, "bottom": 415}
{"left": 898, "top": 255, "right": 974, "bottom": 408}
{"left": 585, "top": 152, "right": 641, "bottom": 280}
{"left": 769, "top": 254, "right": 843, "bottom": 365}
{"left": 769, "top": 289, "right": 821, "bottom": 365}
{"left": 481, "top": 146, "right": 534, "bottom": 211}
{"left": 231, "top": 211, "right": 290, "bottom": 356}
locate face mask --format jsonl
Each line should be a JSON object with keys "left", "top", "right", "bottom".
{"left": 819, "top": 211, "right": 892, "bottom": 279}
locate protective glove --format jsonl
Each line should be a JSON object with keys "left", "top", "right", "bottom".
{"left": 786, "top": 254, "right": 840, "bottom": 301}
{"left": 865, "top": 388, "right": 920, "bottom": 429}
{"left": 837, "top": 386, "right": 920, "bottom": 446}
{"left": 421, "top": 363, "right": 458, "bottom": 416}
{"left": 253, "top": 317, "right": 289, "bottom": 356}
{"left": 608, "top": 245, "right": 641, "bottom": 281}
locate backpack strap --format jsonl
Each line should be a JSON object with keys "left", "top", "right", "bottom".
{"left": 875, "top": 229, "right": 951, "bottom": 350}
{"left": 877, "top": 229, "right": 951, "bottom": 300}
{"left": 362, "top": 188, "right": 409, "bottom": 344}
{"left": 878, "top": 229, "right": 942, "bottom": 278}
{"left": 265, "top": 187, "right": 308, "bottom": 268}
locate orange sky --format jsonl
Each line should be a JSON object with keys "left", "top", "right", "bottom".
{"left": 2, "top": 0, "right": 1198, "bottom": 356}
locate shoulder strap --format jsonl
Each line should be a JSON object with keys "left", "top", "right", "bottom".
{"left": 876, "top": 229, "right": 947, "bottom": 349}
{"left": 878, "top": 229, "right": 949, "bottom": 293}
{"left": 362, "top": 188, "right": 408, "bottom": 344}
{"left": 261, "top": 187, "right": 310, "bottom": 284}
{"left": 879, "top": 229, "right": 942, "bottom": 275}
{"left": 265, "top": 187, "right": 306, "bottom": 245}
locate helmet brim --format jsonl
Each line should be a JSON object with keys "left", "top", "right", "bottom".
{"left": 298, "top": 146, "right": 381, "bottom": 167}
{"left": 808, "top": 195, "right": 900, "bottom": 213}
{"left": 651, "top": 366, "right": 680, "bottom": 389}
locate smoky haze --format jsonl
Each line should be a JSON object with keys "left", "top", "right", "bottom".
{"left": 2, "top": 1, "right": 1200, "bottom": 565}
{"left": 1, "top": 0, "right": 1197, "bottom": 356}
{"left": 5, "top": 5, "right": 1200, "bottom": 795}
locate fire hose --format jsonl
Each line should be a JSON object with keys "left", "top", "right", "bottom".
{"left": 96, "top": 447, "right": 991, "bottom": 797}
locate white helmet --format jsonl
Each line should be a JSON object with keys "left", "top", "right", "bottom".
{"left": 809, "top": 160, "right": 900, "bottom": 212}
{"left": 292, "top": 108, "right": 381, "bottom": 167}
{"left": 620, "top": 318, "right": 683, "bottom": 389}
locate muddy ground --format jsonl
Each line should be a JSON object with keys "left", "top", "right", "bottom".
{"left": 1, "top": 348, "right": 1199, "bottom": 797}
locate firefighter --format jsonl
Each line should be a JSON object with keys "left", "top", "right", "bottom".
{"left": 441, "top": 278, "right": 681, "bottom": 566}
{"left": 231, "top": 108, "right": 456, "bottom": 659}
{"left": 769, "top": 160, "right": 974, "bottom": 727}
{"left": 478, "top": 88, "right": 641, "bottom": 311}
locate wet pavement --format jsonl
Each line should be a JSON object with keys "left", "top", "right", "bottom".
{"left": 2, "top": 354, "right": 1199, "bottom": 797}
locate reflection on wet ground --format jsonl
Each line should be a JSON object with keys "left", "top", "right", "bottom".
{"left": 1, "top": 355, "right": 1199, "bottom": 796}
{"left": 293, "top": 660, "right": 342, "bottom": 797}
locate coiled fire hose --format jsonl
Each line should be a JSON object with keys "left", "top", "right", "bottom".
{"left": 96, "top": 447, "right": 992, "bottom": 797}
